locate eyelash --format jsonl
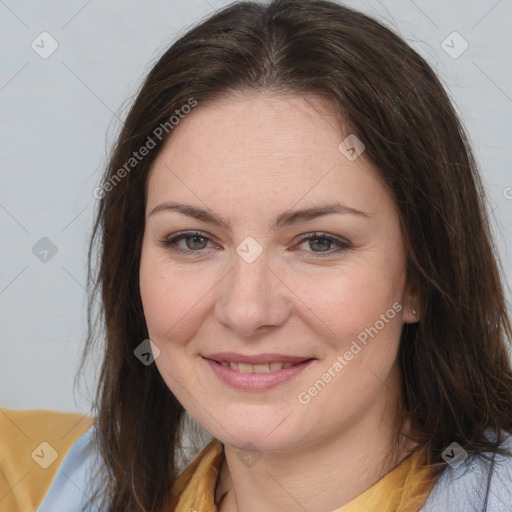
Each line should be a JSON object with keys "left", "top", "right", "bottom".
{"left": 157, "top": 230, "right": 351, "bottom": 257}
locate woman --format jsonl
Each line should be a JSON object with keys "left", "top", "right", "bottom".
{"left": 2, "top": 0, "right": 512, "bottom": 510}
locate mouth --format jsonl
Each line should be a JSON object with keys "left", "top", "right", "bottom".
{"left": 202, "top": 353, "right": 315, "bottom": 391}
{"left": 207, "top": 359, "right": 309, "bottom": 373}
{"left": 203, "top": 352, "right": 314, "bottom": 372}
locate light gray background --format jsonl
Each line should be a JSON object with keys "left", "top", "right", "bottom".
{"left": 1, "top": 0, "right": 511, "bottom": 414}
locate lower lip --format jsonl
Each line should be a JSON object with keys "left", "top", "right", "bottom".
{"left": 204, "top": 358, "right": 314, "bottom": 391}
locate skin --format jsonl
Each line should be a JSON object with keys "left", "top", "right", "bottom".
{"left": 139, "top": 92, "right": 420, "bottom": 511}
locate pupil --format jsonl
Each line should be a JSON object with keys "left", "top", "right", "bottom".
{"left": 188, "top": 236, "right": 205, "bottom": 249}
{"left": 312, "top": 238, "right": 329, "bottom": 251}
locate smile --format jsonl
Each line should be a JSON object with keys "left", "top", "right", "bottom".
{"left": 202, "top": 355, "right": 315, "bottom": 391}
{"left": 213, "top": 361, "right": 299, "bottom": 373}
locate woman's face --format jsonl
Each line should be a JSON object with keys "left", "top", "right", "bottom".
{"left": 139, "top": 93, "right": 417, "bottom": 452}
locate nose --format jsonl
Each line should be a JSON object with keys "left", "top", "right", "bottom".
{"left": 215, "top": 249, "right": 292, "bottom": 338}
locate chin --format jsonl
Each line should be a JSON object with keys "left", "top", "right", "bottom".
{"left": 208, "top": 407, "right": 315, "bottom": 453}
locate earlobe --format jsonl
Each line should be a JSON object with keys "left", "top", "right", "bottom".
{"left": 403, "top": 305, "right": 420, "bottom": 324}
{"left": 403, "top": 288, "right": 420, "bottom": 324}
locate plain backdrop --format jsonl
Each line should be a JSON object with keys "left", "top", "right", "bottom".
{"left": 1, "top": 0, "right": 511, "bottom": 414}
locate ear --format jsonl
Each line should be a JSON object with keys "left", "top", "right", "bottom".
{"left": 402, "top": 285, "right": 420, "bottom": 324}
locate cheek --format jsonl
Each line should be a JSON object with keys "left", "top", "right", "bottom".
{"left": 292, "top": 271, "right": 404, "bottom": 433}
{"left": 285, "top": 262, "right": 404, "bottom": 348}
{"left": 139, "top": 252, "right": 212, "bottom": 345}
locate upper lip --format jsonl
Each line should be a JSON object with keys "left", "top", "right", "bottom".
{"left": 203, "top": 352, "right": 314, "bottom": 365}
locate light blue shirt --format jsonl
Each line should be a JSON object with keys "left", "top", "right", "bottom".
{"left": 37, "top": 426, "right": 512, "bottom": 511}
{"left": 421, "top": 430, "right": 512, "bottom": 511}
{"left": 36, "top": 425, "right": 103, "bottom": 512}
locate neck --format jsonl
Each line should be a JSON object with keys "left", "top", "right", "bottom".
{"left": 216, "top": 374, "right": 416, "bottom": 512}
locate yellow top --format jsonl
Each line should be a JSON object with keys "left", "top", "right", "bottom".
{"left": 170, "top": 438, "right": 440, "bottom": 511}
{"left": 0, "top": 409, "right": 440, "bottom": 511}
{"left": 0, "top": 408, "right": 94, "bottom": 512}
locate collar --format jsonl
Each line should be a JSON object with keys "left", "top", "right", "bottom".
{"left": 169, "top": 439, "right": 439, "bottom": 511}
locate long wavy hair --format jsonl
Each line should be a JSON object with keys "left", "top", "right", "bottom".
{"left": 78, "top": 0, "right": 512, "bottom": 510}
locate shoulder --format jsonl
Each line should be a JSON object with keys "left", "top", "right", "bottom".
{"left": 0, "top": 408, "right": 95, "bottom": 512}
{"left": 421, "top": 429, "right": 512, "bottom": 512}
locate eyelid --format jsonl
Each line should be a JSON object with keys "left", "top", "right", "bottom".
{"left": 296, "top": 231, "right": 350, "bottom": 246}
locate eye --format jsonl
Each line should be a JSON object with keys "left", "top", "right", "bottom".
{"left": 294, "top": 232, "right": 351, "bottom": 256}
{"left": 158, "top": 230, "right": 218, "bottom": 254}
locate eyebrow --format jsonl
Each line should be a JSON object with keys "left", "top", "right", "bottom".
{"left": 149, "top": 201, "right": 370, "bottom": 230}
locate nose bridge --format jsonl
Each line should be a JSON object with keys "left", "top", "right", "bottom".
{"left": 215, "top": 246, "right": 290, "bottom": 335}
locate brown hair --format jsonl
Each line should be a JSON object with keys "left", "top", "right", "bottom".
{"left": 78, "top": 0, "right": 512, "bottom": 510}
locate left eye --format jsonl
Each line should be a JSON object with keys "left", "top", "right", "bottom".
{"left": 158, "top": 231, "right": 350, "bottom": 256}
{"left": 295, "top": 232, "right": 350, "bottom": 255}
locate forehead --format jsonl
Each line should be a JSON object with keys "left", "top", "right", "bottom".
{"left": 146, "top": 93, "right": 393, "bottom": 221}
{"left": 152, "top": 92, "right": 346, "bottom": 175}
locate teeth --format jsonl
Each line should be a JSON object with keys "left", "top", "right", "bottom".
{"left": 219, "top": 361, "right": 301, "bottom": 373}
{"left": 238, "top": 363, "right": 253, "bottom": 373}
{"left": 253, "top": 364, "right": 271, "bottom": 373}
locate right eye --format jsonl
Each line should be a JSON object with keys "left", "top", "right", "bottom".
{"left": 158, "top": 230, "right": 219, "bottom": 254}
